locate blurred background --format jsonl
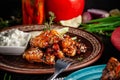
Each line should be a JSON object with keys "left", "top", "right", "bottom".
{"left": 0, "top": 0, "right": 120, "bottom": 27}
{"left": 0, "top": 0, "right": 21, "bottom": 19}
{"left": 85, "top": 0, "right": 120, "bottom": 11}
{"left": 0, "top": 0, "right": 120, "bottom": 18}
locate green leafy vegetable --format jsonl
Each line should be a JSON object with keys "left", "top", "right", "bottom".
{"left": 87, "top": 16, "right": 120, "bottom": 23}
{"left": 80, "top": 16, "right": 120, "bottom": 36}
{"left": 4, "top": 73, "right": 11, "bottom": 80}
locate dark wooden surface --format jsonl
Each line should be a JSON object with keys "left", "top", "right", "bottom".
{"left": 0, "top": 0, "right": 120, "bottom": 80}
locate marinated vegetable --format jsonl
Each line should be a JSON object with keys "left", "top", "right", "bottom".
{"left": 22, "top": 0, "right": 45, "bottom": 24}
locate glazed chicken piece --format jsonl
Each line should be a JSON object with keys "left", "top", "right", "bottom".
{"left": 101, "top": 57, "right": 120, "bottom": 80}
{"left": 43, "top": 43, "right": 64, "bottom": 64}
{"left": 23, "top": 47, "right": 43, "bottom": 63}
{"left": 45, "top": 43, "right": 65, "bottom": 58}
{"left": 52, "top": 43, "right": 65, "bottom": 58}
{"left": 30, "top": 30, "right": 62, "bottom": 48}
{"left": 23, "top": 47, "right": 56, "bottom": 65}
{"left": 61, "top": 35, "right": 77, "bottom": 56}
{"left": 43, "top": 53, "right": 56, "bottom": 65}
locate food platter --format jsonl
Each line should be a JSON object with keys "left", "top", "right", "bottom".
{"left": 0, "top": 25, "right": 104, "bottom": 74}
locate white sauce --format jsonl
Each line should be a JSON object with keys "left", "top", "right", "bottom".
{"left": 0, "top": 29, "right": 29, "bottom": 46}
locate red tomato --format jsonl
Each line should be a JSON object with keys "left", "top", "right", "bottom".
{"left": 45, "top": 0, "right": 85, "bottom": 22}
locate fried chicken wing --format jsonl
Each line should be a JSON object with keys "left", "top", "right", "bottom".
{"left": 52, "top": 43, "right": 65, "bottom": 58}
{"left": 23, "top": 47, "right": 43, "bottom": 63}
{"left": 61, "top": 35, "right": 77, "bottom": 56}
{"left": 30, "top": 30, "right": 62, "bottom": 48}
{"left": 43, "top": 53, "right": 55, "bottom": 65}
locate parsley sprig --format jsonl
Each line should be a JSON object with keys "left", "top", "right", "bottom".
{"left": 44, "top": 11, "right": 56, "bottom": 30}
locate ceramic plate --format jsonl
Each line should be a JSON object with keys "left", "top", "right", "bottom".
{"left": 0, "top": 25, "right": 104, "bottom": 74}
{"left": 64, "top": 64, "right": 106, "bottom": 80}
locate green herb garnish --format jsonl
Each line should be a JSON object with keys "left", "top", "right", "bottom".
{"left": 77, "top": 57, "right": 83, "bottom": 61}
{"left": 3, "top": 73, "right": 11, "bottom": 80}
{"left": 44, "top": 11, "right": 56, "bottom": 31}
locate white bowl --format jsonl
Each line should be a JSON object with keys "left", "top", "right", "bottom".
{"left": 0, "top": 33, "right": 31, "bottom": 55}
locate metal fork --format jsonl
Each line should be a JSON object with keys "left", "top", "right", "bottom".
{"left": 47, "top": 58, "right": 73, "bottom": 80}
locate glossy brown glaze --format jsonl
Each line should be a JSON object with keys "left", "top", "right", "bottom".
{"left": 0, "top": 25, "right": 104, "bottom": 74}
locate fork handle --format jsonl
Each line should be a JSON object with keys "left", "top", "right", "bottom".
{"left": 47, "top": 73, "right": 58, "bottom": 80}
{"left": 47, "top": 69, "right": 63, "bottom": 80}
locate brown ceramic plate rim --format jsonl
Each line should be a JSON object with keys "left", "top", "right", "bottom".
{"left": 0, "top": 25, "right": 104, "bottom": 74}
